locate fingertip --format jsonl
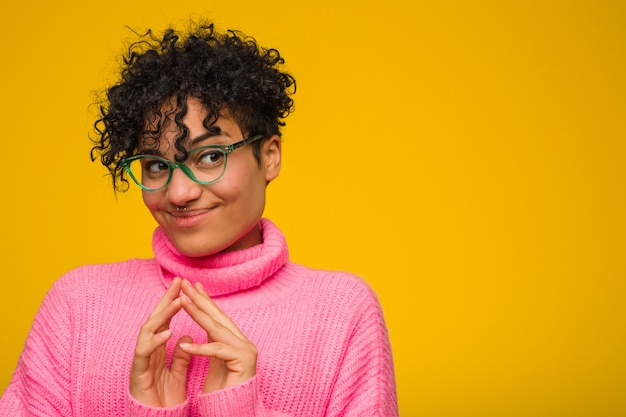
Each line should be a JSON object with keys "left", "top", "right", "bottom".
{"left": 176, "top": 334, "right": 194, "bottom": 351}
{"left": 195, "top": 282, "right": 206, "bottom": 293}
{"left": 169, "top": 277, "right": 182, "bottom": 290}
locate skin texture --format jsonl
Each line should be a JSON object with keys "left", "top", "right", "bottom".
{"left": 141, "top": 97, "right": 281, "bottom": 257}
{"left": 129, "top": 97, "right": 281, "bottom": 407}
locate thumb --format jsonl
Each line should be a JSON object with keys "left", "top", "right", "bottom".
{"left": 170, "top": 335, "right": 193, "bottom": 380}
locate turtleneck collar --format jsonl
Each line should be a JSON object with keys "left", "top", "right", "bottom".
{"left": 152, "top": 218, "right": 289, "bottom": 297}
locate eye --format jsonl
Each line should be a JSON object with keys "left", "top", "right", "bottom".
{"left": 197, "top": 149, "right": 225, "bottom": 167}
{"left": 143, "top": 159, "right": 169, "bottom": 175}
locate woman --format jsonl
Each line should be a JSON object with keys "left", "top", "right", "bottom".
{"left": 0, "top": 22, "right": 398, "bottom": 416}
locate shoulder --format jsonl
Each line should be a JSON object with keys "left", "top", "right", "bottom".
{"left": 33, "top": 258, "right": 164, "bottom": 324}
{"left": 281, "top": 261, "right": 382, "bottom": 314}
{"left": 276, "top": 263, "right": 391, "bottom": 356}
{"left": 285, "top": 261, "right": 375, "bottom": 291}
{"left": 47, "top": 258, "right": 159, "bottom": 301}
{"left": 59, "top": 258, "right": 155, "bottom": 281}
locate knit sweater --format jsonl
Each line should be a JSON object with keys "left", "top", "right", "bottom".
{"left": 0, "top": 219, "right": 398, "bottom": 417}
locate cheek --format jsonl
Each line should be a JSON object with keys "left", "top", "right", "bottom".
{"left": 211, "top": 169, "right": 266, "bottom": 219}
{"left": 220, "top": 164, "right": 265, "bottom": 201}
{"left": 141, "top": 190, "right": 161, "bottom": 213}
{"left": 213, "top": 177, "right": 249, "bottom": 204}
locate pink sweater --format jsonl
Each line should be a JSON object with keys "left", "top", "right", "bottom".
{"left": 1, "top": 219, "right": 397, "bottom": 416}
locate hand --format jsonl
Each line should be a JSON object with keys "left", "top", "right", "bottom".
{"left": 130, "top": 277, "right": 192, "bottom": 407}
{"left": 179, "top": 279, "right": 258, "bottom": 393}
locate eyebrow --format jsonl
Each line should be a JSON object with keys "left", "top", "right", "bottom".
{"left": 189, "top": 132, "right": 219, "bottom": 147}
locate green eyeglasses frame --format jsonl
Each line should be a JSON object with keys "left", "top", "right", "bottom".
{"left": 120, "top": 134, "right": 264, "bottom": 191}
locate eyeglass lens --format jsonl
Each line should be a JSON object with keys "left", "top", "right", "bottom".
{"left": 127, "top": 146, "right": 227, "bottom": 190}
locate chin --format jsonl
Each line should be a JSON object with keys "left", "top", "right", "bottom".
{"left": 166, "top": 222, "right": 262, "bottom": 257}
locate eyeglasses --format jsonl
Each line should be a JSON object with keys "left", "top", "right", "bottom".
{"left": 120, "top": 134, "right": 264, "bottom": 191}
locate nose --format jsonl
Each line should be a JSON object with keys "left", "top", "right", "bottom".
{"left": 165, "top": 166, "right": 202, "bottom": 207}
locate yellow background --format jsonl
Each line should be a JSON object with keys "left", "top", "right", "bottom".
{"left": 1, "top": 1, "right": 625, "bottom": 416}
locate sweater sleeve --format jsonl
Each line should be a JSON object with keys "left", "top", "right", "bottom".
{"left": 326, "top": 284, "right": 399, "bottom": 417}
{"left": 195, "top": 376, "right": 289, "bottom": 417}
{"left": 0, "top": 278, "right": 74, "bottom": 416}
{"left": 126, "top": 394, "right": 190, "bottom": 417}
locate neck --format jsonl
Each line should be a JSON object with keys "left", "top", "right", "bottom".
{"left": 220, "top": 222, "right": 263, "bottom": 253}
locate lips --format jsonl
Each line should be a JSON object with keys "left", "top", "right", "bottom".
{"left": 167, "top": 208, "right": 213, "bottom": 228}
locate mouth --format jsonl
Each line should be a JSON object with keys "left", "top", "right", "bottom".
{"left": 166, "top": 207, "right": 215, "bottom": 228}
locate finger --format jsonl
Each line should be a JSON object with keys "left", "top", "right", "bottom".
{"left": 142, "top": 296, "right": 182, "bottom": 336}
{"left": 134, "top": 292, "right": 182, "bottom": 361}
{"left": 131, "top": 328, "right": 172, "bottom": 373}
{"left": 169, "top": 335, "right": 193, "bottom": 380}
{"left": 178, "top": 341, "right": 256, "bottom": 365}
{"left": 179, "top": 340, "right": 257, "bottom": 389}
{"left": 180, "top": 293, "right": 248, "bottom": 348}
{"left": 193, "top": 281, "right": 240, "bottom": 334}
{"left": 148, "top": 277, "right": 182, "bottom": 320}
{"left": 181, "top": 280, "right": 246, "bottom": 339}
{"left": 180, "top": 294, "right": 234, "bottom": 341}
{"left": 194, "top": 280, "right": 210, "bottom": 297}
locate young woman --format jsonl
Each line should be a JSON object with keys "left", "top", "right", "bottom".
{"left": 0, "top": 22, "right": 398, "bottom": 416}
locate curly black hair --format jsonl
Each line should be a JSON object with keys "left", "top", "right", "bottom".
{"left": 91, "top": 21, "right": 296, "bottom": 191}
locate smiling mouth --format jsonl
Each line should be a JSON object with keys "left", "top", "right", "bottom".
{"left": 169, "top": 209, "right": 208, "bottom": 217}
{"left": 167, "top": 207, "right": 216, "bottom": 227}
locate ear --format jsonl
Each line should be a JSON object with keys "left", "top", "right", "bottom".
{"left": 261, "top": 134, "right": 282, "bottom": 182}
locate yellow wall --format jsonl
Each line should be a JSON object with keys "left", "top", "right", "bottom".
{"left": 1, "top": 1, "right": 625, "bottom": 415}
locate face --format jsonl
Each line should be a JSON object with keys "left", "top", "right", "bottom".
{"left": 140, "top": 97, "right": 281, "bottom": 257}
